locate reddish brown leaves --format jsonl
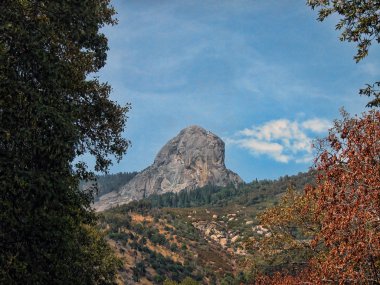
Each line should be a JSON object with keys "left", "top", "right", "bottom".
{"left": 310, "top": 110, "right": 380, "bottom": 283}
{"left": 257, "top": 110, "right": 380, "bottom": 284}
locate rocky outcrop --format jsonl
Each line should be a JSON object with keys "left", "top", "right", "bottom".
{"left": 95, "top": 125, "right": 243, "bottom": 211}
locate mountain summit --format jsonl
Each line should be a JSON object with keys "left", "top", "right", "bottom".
{"left": 95, "top": 126, "right": 243, "bottom": 211}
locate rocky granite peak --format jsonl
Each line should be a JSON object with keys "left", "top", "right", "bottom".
{"left": 94, "top": 125, "right": 243, "bottom": 211}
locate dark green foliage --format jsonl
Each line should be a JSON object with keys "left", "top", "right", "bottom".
{"left": 100, "top": 205, "right": 212, "bottom": 283}
{"left": 155, "top": 275, "right": 166, "bottom": 283}
{"left": 164, "top": 277, "right": 200, "bottom": 285}
{"left": 0, "top": 0, "right": 127, "bottom": 283}
{"left": 170, "top": 243, "right": 179, "bottom": 252}
{"left": 146, "top": 171, "right": 314, "bottom": 209}
{"left": 135, "top": 245, "right": 196, "bottom": 282}
{"left": 359, "top": 79, "right": 380, "bottom": 108}
{"left": 220, "top": 273, "right": 235, "bottom": 285}
{"left": 307, "top": 0, "right": 380, "bottom": 63}
{"left": 109, "top": 232, "right": 129, "bottom": 242}
{"left": 82, "top": 172, "right": 138, "bottom": 201}
{"left": 171, "top": 220, "right": 200, "bottom": 241}
{"left": 119, "top": 199, "right": 154, "bottom": 214}
{"left": 132, "top": 261, "right": 146, "bottom": 282}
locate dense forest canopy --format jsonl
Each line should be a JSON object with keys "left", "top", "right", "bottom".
{"left": 1, "top": 0, "right": 128, "bottom": 284}
{"left": 81, "top": 172, "right": 138, "bottom": 201}
{"left": 144, "top": 172, "right": 314, "bottom": 209}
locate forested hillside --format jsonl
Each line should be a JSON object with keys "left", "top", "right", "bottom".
{"left": 99, "top": 171, "right": 314, "bottom": 284}
{"left": 82, "top": 172, "right": 138, "bottom": 201}
{"left": 146, "top": 171, "right": 314, "bottom": 208}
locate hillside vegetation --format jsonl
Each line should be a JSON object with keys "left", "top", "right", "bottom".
{"left": 98, "top": 171, "right": 314, "bottom": 284}
{"left": 81, "top": 172, "right": 138, "bottom": 201}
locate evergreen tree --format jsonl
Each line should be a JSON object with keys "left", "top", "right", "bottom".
{"left": 0, "top": 0, "right": 128, "bottom": 283}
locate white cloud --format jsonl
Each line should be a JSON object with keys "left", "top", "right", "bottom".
{"left": 295, "top": 155, "right": 314, "bottom": 164}
{"left": 302, "top": 119, "right": 331, "bottom": 133}
{"left": 230, "top": 118, "right": 330, "bottom": 163}
{"left": 239, "top": 139, "right": 290, "bottom": 163}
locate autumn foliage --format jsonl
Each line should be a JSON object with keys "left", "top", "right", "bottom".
{"left": 310, "top": 110, "right": 380, "bottom": 283}
{"left": 258, "top": 110, "right": 380, "bottom": 284}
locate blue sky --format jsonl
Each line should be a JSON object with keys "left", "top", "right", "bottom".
{"left": 96, "top": 0, "right": 380, "bottom": 182}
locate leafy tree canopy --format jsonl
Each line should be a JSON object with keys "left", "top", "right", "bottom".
{"left": 0, "top": 0, "right": 128, "bottom": 283}
{"left": 256, "top": 110, "right": 380, "bottom": 283}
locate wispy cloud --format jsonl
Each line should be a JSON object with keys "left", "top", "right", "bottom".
{"left": 228, "top": 118, "right": 331, "bottom": 163}
{"left": 96, "top": 0, "right": 376, "bottom": 180}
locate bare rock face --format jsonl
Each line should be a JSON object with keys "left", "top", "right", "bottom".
{"left": 95, "top": 126, "right": 243, "bottom": 211}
